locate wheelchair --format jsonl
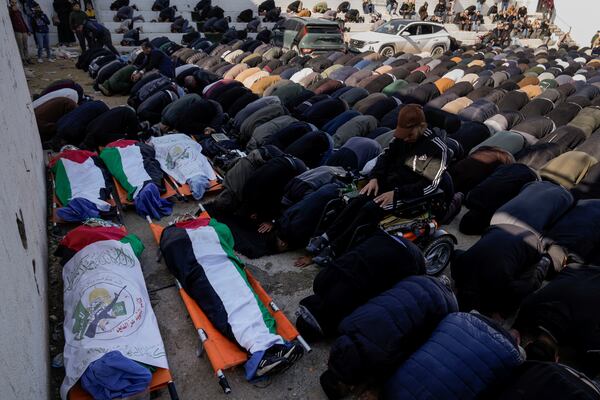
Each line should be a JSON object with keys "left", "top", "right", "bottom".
{"left": 315, "top": 188, "right": 456, "bottom": 275}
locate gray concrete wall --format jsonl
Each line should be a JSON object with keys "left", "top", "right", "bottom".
{"left": 0, "top": 5, "right": 50, "bottom": 400}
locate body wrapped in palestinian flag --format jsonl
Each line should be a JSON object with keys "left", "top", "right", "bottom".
{"left": 100, "top": 139, "right": 165, "bottom": 200}
{"left": 100, "top": 139, "right": 172, "bottom": 219}
{"left": 148, "top": 134, "right": 217, "bottom": 200}
{"left": 56, "top": 225, "right": 169, "bottom": 399}
{"left": 50, "top": 149, "right": 113, "bottom": 221}
{"left": 160, "top": 216, "right": 285, "bottom": 378}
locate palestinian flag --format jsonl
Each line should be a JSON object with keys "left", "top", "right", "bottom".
{"left": 55, "top": 224, "right": 144, "bottom": 265}
{"left": 160, "top": 217, "right": 282, "bottom": 354}
{"left": 100, "top": 139, "right": 165, "bottom": 201}
{"left": 49, "top": 150, "right": 111, "bottom": 210}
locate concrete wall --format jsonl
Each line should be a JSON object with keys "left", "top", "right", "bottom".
{"left": 553, "top": 0, "right": 600, "bottom": 47}
{"left": 0, "top": 5, "right": 50, "bottom": 400}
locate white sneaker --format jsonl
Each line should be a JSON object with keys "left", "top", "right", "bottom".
{"left": 48, "top": 58, "right": 56, "bottom": 63}
{"left": 37, "top": 58, "right": 43, "bottom": 63}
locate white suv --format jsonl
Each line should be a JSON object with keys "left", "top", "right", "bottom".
{"left": 349, "top": 20, "right": 452, "bottom": 57}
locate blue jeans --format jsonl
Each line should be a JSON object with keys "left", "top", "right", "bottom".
{"left": 35, "top": 32, "right": 50, "bottom": 58}
{"left": 501, "top": 0, "right": 508, "bottom": 11}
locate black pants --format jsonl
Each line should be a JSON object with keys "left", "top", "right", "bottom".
{"left": 97, "top": 31, "right": 120, "bottom": 55}
{"left": 325, "top": 194, "right": 385, "bottom": 253}
{"left": 75, "top": 30, "right": 88, "bottom": 52}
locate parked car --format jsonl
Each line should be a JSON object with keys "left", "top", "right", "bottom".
{"left": 271, "top": 17, "right": 346, "bottom": 55}
{"left": 348, "top": 19, "right": 452, "bottom": 57}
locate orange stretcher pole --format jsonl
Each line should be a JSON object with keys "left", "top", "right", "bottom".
{"left": 69, "top": 368, "right": 178, "bottom": 400}
{"left": 146, "top": 210, "right": 310, "bottom": 393}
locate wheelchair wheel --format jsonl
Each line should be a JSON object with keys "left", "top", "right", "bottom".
{"left": 422, "top": 235, "right": 454, "bottom": 275}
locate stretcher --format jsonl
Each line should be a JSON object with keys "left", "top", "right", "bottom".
{"left": 112, "top": 174, "right": 223, "bottom": 206}
{"left": 146, "top": 208, "right": 311, "bottom": 393}
{"left": 48, "top": 166, "right": 122, "bottom": 228}
{"left": 111, "top": 175, "right": 181, "bottom": 206}
{"left": 61, "top": 223, "right": 179, "bottom": 400}
{"left": 69, "top": 368, "right": 179, "bottom": 400}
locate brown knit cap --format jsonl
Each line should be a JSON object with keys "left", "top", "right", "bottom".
{"left": 397, "top": 104, "right": 426, "bottom": 134}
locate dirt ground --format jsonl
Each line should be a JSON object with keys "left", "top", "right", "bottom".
{"left": 29, "top": 58, "right": 479, "bottom": 400}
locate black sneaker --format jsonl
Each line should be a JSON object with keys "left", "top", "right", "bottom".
{"left": 306, "top": 235, "right": 329, "bottom": 255}
{"left": 256, "top": 342, "right": 303, "bottom": 377}
{"left": 313, "top": 246, "right": 335, "bottom": 267}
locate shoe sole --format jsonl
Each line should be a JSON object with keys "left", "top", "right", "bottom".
{"left": 256, "top": 344, "right": 304, "bottom": 377}
{"left": 256, "top": 357, "right": 286, "bottom": 377}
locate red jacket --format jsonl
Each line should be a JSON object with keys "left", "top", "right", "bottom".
{"left": 9, "top": 8, "right": 30, "bottom": 33}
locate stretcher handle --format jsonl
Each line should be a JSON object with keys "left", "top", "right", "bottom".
{"left": 196, "top": 328, "right": 207, "bottom": 358}
{"left": 167, "top": 381, "right": 179, "bottom": 400}
{"left": 217, "top": 370, "right": 232, "bottom": 394}
{"left": 296, "top": 335, "right": 312, "bottom": 353}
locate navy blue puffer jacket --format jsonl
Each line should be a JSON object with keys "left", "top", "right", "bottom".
{"left": 383, "top": 312, "right": 523, "bottom": 400}
{"left": 327, "top": 276, "right": 459, "bottom": 385}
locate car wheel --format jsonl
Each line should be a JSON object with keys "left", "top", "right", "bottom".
{"left": 379, "top": 45, "right": 395, "bottom": 57}
{"left": 422, "top": 235, "right": 454, "bottom": 275}
{"left": 431, "top": 45, "right": 445, "bottom": 58}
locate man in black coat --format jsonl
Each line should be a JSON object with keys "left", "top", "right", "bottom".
{"left": 307, "top": 105, "right": 448, "bottom": 265}
{"left": 512, "top": 265, "right": 600, "bottom": 376}
{"left": 453, "top": 182, "right": 573, "bottom": 316}
{"left": 159, "top": 93, "right": 223, "bottom": 134}
{"left": 82, "top": 106, "right": 141, "bottom": 149}
{"left": 297, "top": 230, "right": 425, "bottom": 339}
{"left": 77, "top": 20, "right": 120, "bottom": 55}
{"left": 491, "top": 361, "right": 600, "bottom": 399}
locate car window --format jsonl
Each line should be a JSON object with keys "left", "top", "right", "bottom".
{"left": 420, "top": 24, "right": 434, "bottom": 35}
{"left": 432, "top": 25, "right": 444, "bottom": 33}
{"left": 283, "top": 20, "right": 296, "bottom": 30}
{"left": 375, "top": 19, "right": 409, "bottom": 35}
{"left": 307, "top": 25, "right": 340, "bottom": 34}
{"left": 403, "top": 24, "right": 419, "bottom": 35}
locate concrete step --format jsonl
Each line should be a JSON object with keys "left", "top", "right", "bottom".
{"left": 98, "top": 10, "right": 192, "bottom": 21}
{"left": 95, "top": 0, "right": 369, "bottom": 12}
{"left": 444, "top": 23, "right": 494, "bottom": 32}
{"left": 110, "top": 31, "right": 259, "bottom": 44}
{"left": 104, "top": 21, "right": 275, "bottom": 32}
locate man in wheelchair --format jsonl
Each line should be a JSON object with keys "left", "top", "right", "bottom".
{"left": 307, "top": 104, "right": 450, "bottom": 267}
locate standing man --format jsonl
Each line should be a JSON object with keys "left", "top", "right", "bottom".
{"left": 31, "top": 3, "right": 54, "bottom": 63}
{"left": 8, "top": 0, "right": 32, "bottom": 65}
{"left": 77, "top": 20, "right": 119, "bottom": 55}
{"left": 69, "top": 3, "right": 88, "bottom": 52}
